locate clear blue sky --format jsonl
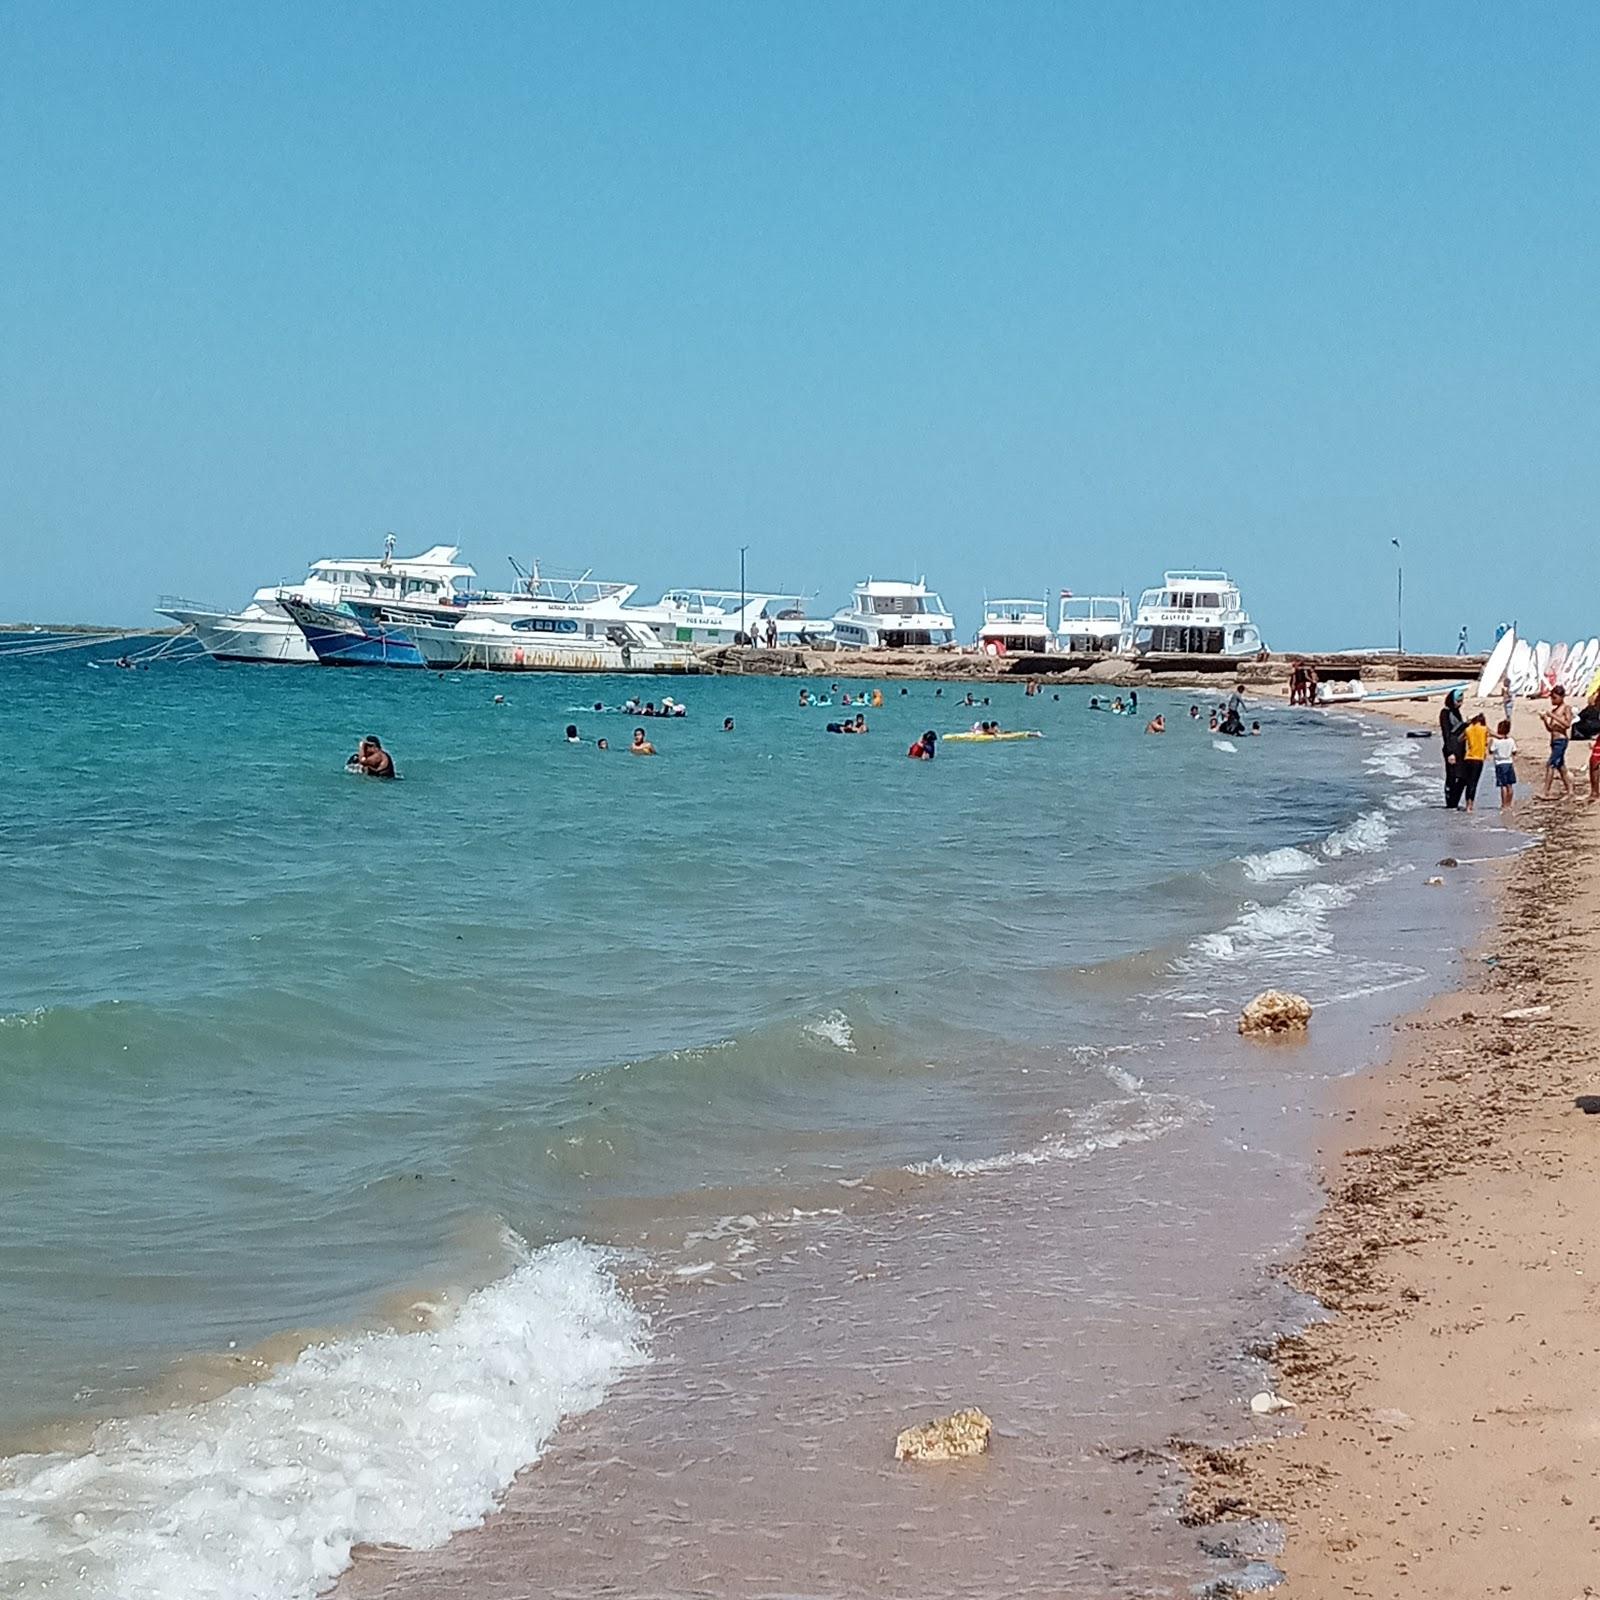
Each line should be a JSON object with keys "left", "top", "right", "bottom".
{"left": 2, "top": 2, "right": 1595, "bottom": 647}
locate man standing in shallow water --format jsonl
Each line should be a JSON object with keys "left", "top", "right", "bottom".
{"left": 348, "top": 735, "right": 396, "bottom": 778}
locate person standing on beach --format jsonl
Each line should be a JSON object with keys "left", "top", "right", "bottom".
{"left": 1461, "top": 714, "right": 1489, "bottom": 812}
{"left": 1439, "top": 689, "right": 1468, "bottom": 809}
{"left": 1490, "top": 720, "right": 1517, "bottom": 809}
{"left": 1540, "top": 686, "right": 1573, "bottom": 800}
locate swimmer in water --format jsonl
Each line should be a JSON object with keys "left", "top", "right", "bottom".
{"left": 852, "top": 712, "right": 867, "bottom": 733}
{"left": 565, "top": 724, "right": 581, "bottom": 743}
{"left": 1189, "top": 705, "right": 1200, "bottom": 720}
{"left": 630, "top": 728, "right": 656, "bottom": 755}
{"left": 871, "top": 688, "right": 884, "bottom": 708}
{"left": 347, "top": 735, "right": 396, "bottom": 779}
{"left": 1145, "top": 714, "right": 1165, "bottom": 734}
{"left": 493, "top": 694, "right": 506, "bottom": 705}
{"left": 723, "top": 716, "right": 735, "bottom": 732}
{"left": 907, "top": 730, "right": 937, "bottom": 759}
{"left": 1111, "top": 697, "right": 1125, "bottom": 715}
{"left": 596, "top": 737, "right": 609, "bottom": 750}
{"left": 798, "top": 689, "right": 811, "bottom": 707}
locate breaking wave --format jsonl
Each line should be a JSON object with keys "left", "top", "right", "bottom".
{"left": 0, "top": 1240, "right": 646, "bottom": 1600}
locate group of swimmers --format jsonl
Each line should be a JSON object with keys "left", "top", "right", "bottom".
{"left": 799, "top": 686, "right": 885, "bottom": 709}
{"left": 618, "top": 696, "right": 686, "bottom": 718}
{"left": 350, "top": 679, "right": 1267, "bottom": 780}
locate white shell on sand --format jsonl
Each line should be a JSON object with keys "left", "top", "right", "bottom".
{"left": 1250, "top": 1391, "right": 1295, "bottom": 1415}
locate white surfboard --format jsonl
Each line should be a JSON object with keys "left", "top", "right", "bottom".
{"left": 1477, "top": 628, "right": 1516, "bottom": 699}
{"left": 1549, "top": 642, "right": 1570, "bottom": 691}
{"left": 1570, "top": 638, "right": 1600, "bottom": 694}
{"left": 1561, "top": 639, "right": 1591, "bottom": 695}
{"left": 1533, "top": 640, "right": 1552, "bottom": 696}
{"left": 1509, "top": 638, "right": 1535, "bottom": 694}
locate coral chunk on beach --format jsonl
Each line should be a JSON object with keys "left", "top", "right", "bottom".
{"left": 894, "top": 1408, "right": 993, "bottom": 1462}
{"left": 1238, "top": 990, "right": 1313, "bottom": 1036}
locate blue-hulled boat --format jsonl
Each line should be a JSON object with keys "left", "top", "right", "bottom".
{"left": 278, "top": 596, "right": 426, "bottom": 668}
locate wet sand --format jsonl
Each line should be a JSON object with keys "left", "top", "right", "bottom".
{"left": 1186, "top": 683, "right": 1600, "bottom": 1594}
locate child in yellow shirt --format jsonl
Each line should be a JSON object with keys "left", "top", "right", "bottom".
{"left": 1462, "top": 714, "right": 1490, "bottom": 812}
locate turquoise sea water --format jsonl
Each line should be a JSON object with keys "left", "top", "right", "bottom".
{"left": 0, "top": 649, "right": 1477, "bottom": 1597}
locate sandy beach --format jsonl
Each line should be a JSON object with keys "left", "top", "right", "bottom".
{"left": 1186, "top": 683, "right": 1600, "bottom": 1596}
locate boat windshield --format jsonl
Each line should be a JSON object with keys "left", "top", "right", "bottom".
{"left": 1061, "top": 598, "right": 1125, "bottom": 622}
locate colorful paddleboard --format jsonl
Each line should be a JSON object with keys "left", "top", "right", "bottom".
{"left": 942, "top": 730, "right": 1043, "bottom": 743}
{"left": 1549, "top": 642, "right": 1569, "bottom": 690}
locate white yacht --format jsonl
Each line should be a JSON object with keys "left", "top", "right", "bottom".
{"left": 1127, "top": 570, "right": 1264, "bottom": 656}
{"left": 1056, "top": 593, "right": 1132, "bottom": 655}
{"left": 407, "top": 612, "right": 696, "bottom": 673}
{"left": 830, "top": 579, "right": 957, "bottom": 650}
{"left": 976, "top": 597, "right": 1054, "bottom": 655}
{"left": 647, "top": 589, "right": 834, "bottom": 648}
{"left": 159, "top": 539, "right": 475, "bottom": 664}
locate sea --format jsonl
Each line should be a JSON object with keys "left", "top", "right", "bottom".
{"left": 0, "top": 645, "right": 1512, "bottom": 1599}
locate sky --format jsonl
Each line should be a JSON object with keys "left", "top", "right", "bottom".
{"left": 1, "top": 2, "right": 1596, "bottom": 647}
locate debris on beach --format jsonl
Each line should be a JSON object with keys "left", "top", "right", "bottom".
{"left": 1501, "top": 1005, "right": 1553, "bottom": 1021}
{"left": 1238, "top": 990, "right": 1313, "bottom": 1036}
{"left": 1424, "top": 876, "right": 1444, "bottom": 886}
{"left": 1248, "top": 1391, "right": 1294, "bottom": 1415}
{"left": 894, "top": 1407, "right": 993, "bottom": 1462}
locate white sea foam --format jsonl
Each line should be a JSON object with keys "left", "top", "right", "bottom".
{"left": 1189, "top": 880, "right": 1359, "bottom": 964}
{"left": 0, "top": 1240, "right": 646, "bottom": 1600}
{"left": 1240, "top": 846, "right": 1320, "bottom": 883}
{"left": 1320, "top": 810, "right": 1394, "bottom": 858}
{"left": 906, "top": 1093, "right": 1194, "bottom": 1178}
{"left": 803, "top": 1010, "right": 856, "bottom": 1052}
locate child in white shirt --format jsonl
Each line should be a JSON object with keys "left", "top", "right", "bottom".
{"left": 1490, "top": 720, "right": 1517, "bottom": 810}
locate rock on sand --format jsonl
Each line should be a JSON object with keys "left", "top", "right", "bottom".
{"left": 894, "top": 1408, "right": 993, "bottom": 1462}
{"left": 1238, "top": 990, "right": 1313, "bottom": 1036}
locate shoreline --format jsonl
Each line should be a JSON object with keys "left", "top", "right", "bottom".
{"left": 2, "top": 675, "right": 1565, "bottom": 1597}
{"left": 1184, "top": 686, "right": 1600, "bottom": 1594}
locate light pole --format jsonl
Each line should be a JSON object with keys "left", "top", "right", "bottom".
{"left": 739, "top": 544, "right": 749, "bottom": 645}
{"left": 1391, "top": 538, "right": 1404, "bottom": 655}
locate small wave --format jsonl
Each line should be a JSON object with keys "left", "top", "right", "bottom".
{"left": 802, "top": 1010, "right": 855, "bottom": 1052}
{"left": 1240, "top": 846, "right": 1320, "bottom": 883}
{"left": 0, "top": 1239, "right": 646, "bottom": 1600}
{"left": 1320, "top": 810, "right": 1393, "bottom": 857}
{"left": 0, "top": 1007, "right": 47, "bottom": 1028}
{"left": 1189, "top": 880, "right": 1359, "bottom": 964}
{"left": 906, "top": 1093, "right": 1192, "bottom": 1178}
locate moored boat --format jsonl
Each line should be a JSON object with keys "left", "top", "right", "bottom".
{"left": 831, "top": 579, "right": 957, "bottom": 650}
{"left": 1127, "top": 571, "right": 1263, "bottom": 656}
{"left": 1056, "top": 593, "right": 1131, "bottom": 655}
{"left": 159, "top": 540, "right": 475, "bottom": 664}
{"left": 407, "top": 614, "right": 697, "bottom": 673}
{"left": 976, "top": 597, "right": 1053, "bottom": 655}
